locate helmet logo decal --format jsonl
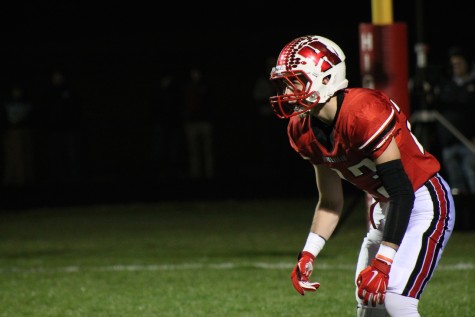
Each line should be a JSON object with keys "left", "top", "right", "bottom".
{"left": 278, "top": 36, "right": 342, "bottom": 73}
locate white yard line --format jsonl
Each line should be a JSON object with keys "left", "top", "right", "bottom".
{"left": 0, "top": 261, "right": 473, "bottom": 274}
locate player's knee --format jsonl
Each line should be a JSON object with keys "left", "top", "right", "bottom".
{"left": 360, "top": 229, "right": 382, "bottom": 257}
{"left": 366, "top": 227, "right": 383, "bottom": 243}
{"left": 356, "top": 304, "right": 389, "bottom": 317}
{"left": 385, "top": 292, "right": 420, "bottom": 317}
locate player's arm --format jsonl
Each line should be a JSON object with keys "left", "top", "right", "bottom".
{"left": 291, "top": 164, "right": 344, "bottom": 295}
{"left": 374, "top": 137, "right": 415, "bottom": 251}
{"left": 357, "top": 137, "right": 415, "bottom": 306}
{"left": 311, "top": 164, "right": 344, "bottom": 239}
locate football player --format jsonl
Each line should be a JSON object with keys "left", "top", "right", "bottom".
{"left": 268, "top": 35, "right": 455, "bottom": 317}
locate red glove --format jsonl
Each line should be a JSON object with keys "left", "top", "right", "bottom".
{"left": 356, "top": 258, "right": 391, "bottom": 306}
{"left": 291, "top": 251, "right": 320, "bottom": 295}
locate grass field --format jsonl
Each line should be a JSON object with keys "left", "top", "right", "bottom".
{"left": 0, "top": 196, "right": 474, "bottom": 317}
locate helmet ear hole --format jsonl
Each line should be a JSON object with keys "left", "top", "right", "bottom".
{"left": 322, "top": 75, "right": 331, "bottom": 85}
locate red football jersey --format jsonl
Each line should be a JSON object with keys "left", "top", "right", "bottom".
{"left": 288, "top": 88, "right": 440, "bottom": 201}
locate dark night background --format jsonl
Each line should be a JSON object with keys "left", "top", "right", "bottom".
{"left": 0, "top": 1, "right": 472, "bottom": 207}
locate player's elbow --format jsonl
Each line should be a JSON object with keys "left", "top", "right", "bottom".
{"left": 317, "top": 198, "right": 344, "bottom": 215}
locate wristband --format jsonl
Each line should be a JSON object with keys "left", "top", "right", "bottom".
{"left": 375, "top": 244, "right": 397, "bottom": 265}
{"left": 303, "top": 232, "right": 326, "bottom": 257}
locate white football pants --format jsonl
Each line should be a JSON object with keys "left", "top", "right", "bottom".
{"left": 355, "top": 174, "right": 455, "bottom": 317}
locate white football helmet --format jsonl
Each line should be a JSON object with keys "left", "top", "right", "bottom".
{"left": 269, "top": 35, "right": 349, "bottom": 118}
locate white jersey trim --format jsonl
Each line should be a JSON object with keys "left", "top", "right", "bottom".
{"left": 358, "top": 107, "right": 395, "bottom": 151}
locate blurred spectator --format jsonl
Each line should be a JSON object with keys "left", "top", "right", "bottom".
{"left": 150, "top": 70, "right": 187, "bottom": 180}
{"left": 38, "top": 69, "right": 82, "bottom": 185}
{"left": 434, "top": 46, "right": 475, "bottom": 195}
{"left": 1, "top": 84, "right": 36, "bottom": 187}
{"left": 183, "top": 66, "right": 215, "bottom": 179}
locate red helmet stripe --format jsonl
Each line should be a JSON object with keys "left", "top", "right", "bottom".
{"left": 308, "top": 41, "right": 342, "bottom": 65}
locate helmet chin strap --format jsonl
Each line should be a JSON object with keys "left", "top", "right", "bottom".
{"left": 307, "top": 91, "right": 319, "bottom": 102}
{"left": 297, "top": 110, "right": 311, "bottom": 119}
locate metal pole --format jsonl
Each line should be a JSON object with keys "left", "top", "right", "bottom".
{"left": 410, "top": 110, "right": 475, "bottom": 155}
